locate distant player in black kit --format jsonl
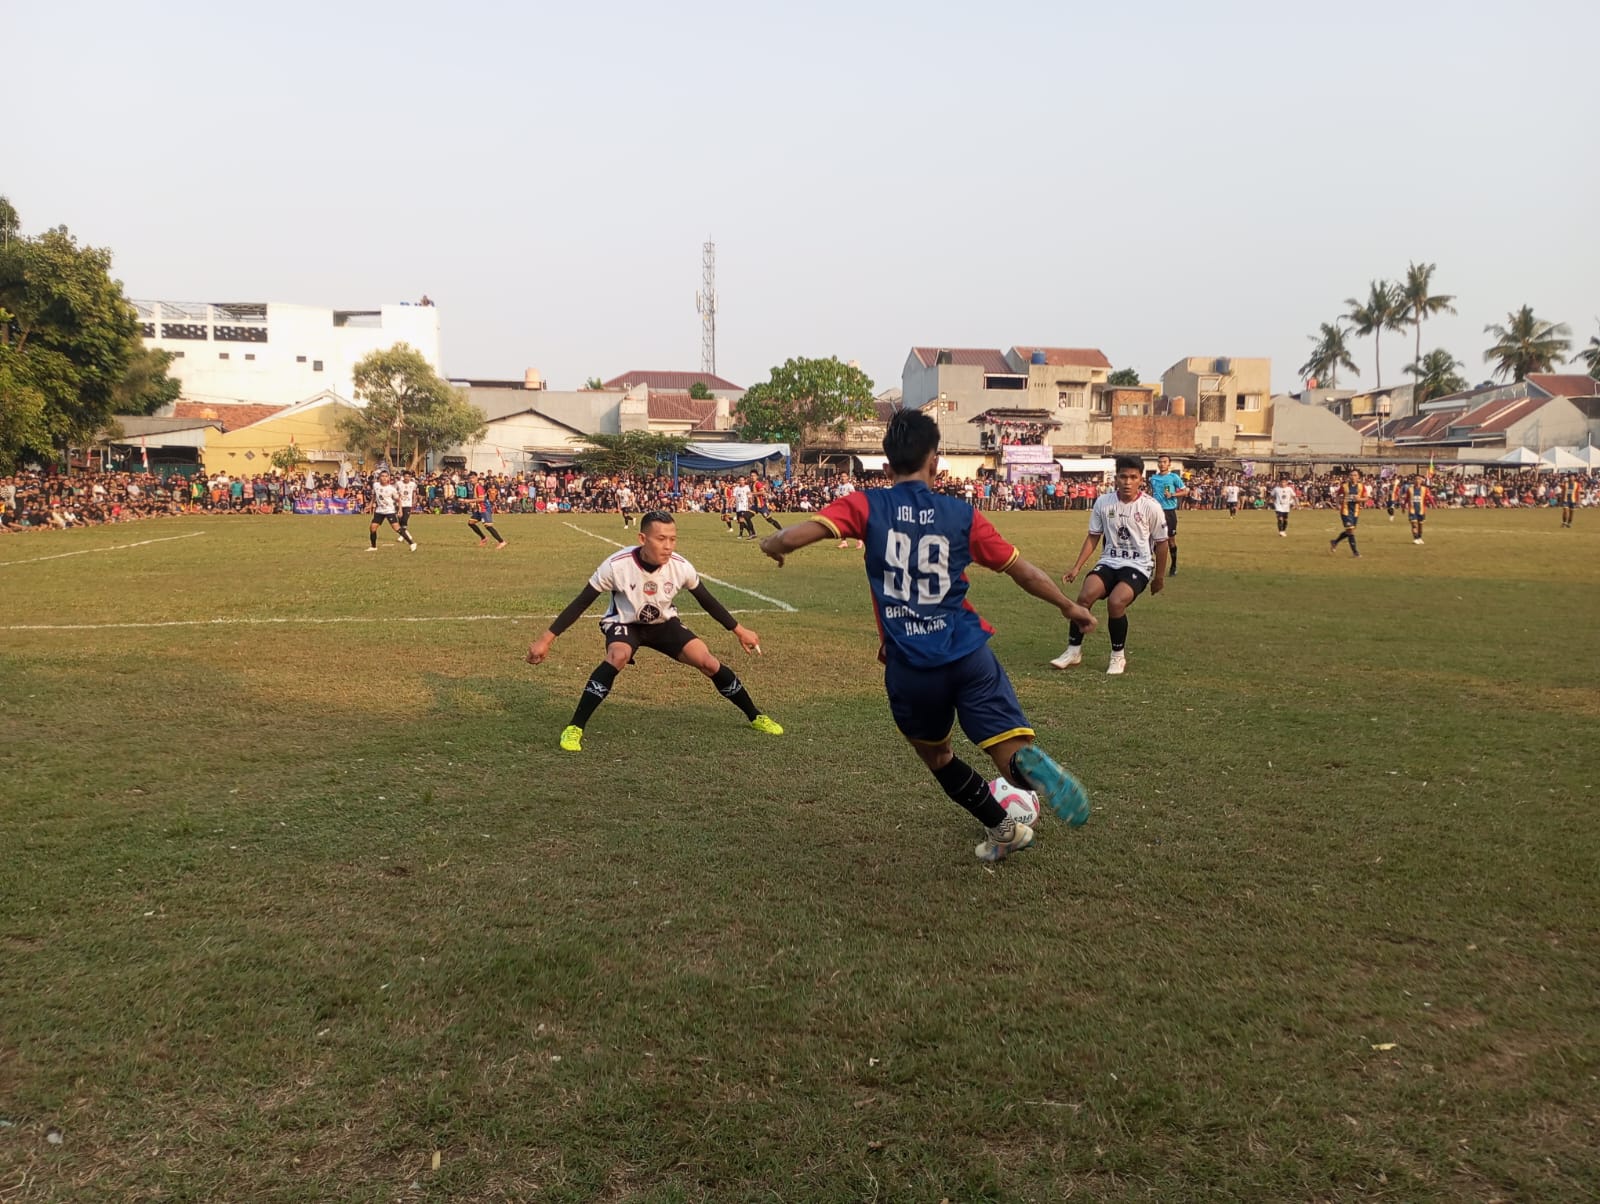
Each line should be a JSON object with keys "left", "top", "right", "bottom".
{"left": 1329, "top": 470, "right": 1364, "bottom": 558}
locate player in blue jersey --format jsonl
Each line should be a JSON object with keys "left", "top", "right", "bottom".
{"left": 760, "top": 409, "right": 1099, "bottom": 863}
{"left": 1147, "top": 454, "right": 1187, "bottom": 575}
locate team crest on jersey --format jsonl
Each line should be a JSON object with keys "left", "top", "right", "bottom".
{"left": 638, "top": 604, "right": 662, "bottom": 624}
{"left": 660, "top": 582, "right": 675, "bottom": 598}
{"left": 643, "top": 581, "right": 658, "bottom": 595}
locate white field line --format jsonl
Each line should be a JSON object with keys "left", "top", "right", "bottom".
{"left": 3, "top": 608, "right": 787, "bottom": 633}
{"left": 0, "top": 531, "right": 206, "bottom": 567}
{"left": 562, "top": 521, "right": 798, "bottom": 613}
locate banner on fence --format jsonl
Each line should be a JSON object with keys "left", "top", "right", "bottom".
{"left": 293, "top": 496, "right": 359, "bottom": 515}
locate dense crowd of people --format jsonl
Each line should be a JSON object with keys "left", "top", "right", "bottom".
{"left": 4, "top": 462, "right": 1596, "bottom": 535}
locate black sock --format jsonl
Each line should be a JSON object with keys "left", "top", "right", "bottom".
{"left": 932, "top": 757, "right": 1006, "bottom": 827}
{"left": 369, "top": 529, "right": 377, "bottom": 547}
{"left": 1109, "top": 615, "right": 1128, "bottom": 650}
{"left": 1348, "top": 535, "right": 1358, "bottom": 555}
{"left": 485, "top": 524, "right": 503, "bottom": 543}
{"left": 467, "top": 522, "right": 484, "bottom": 539}
{"left": 1169, "top": 545, "right": 1178, "bottom": 570}
{"left": 710, "top": 664, "right": 759, "bottom": 720}
{"left": 1068, "top": 622, "right": 1084, "bottom": 647}
{"left": 571, "top": 662, "right": 619, "bottom": 728}
{"left": 764, "top": 514, "right": 782, "bottom": 530}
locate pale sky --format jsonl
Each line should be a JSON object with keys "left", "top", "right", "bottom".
{"left": 10, "top": 0, "right": 1598, "bottom": 396}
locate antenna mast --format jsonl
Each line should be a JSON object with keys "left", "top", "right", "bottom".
{"left": 695, "top": 240, "right": 717, "bottom": 377}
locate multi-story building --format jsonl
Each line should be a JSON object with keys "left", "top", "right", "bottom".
{"left": 134, "top": 299, "right": 442, "bottom": 406}
{"left": 902, "top": 345, "right": 1114, "bottom": 454}
{"left": 1160, "top": 356, "right": 1272, "bottom": 453}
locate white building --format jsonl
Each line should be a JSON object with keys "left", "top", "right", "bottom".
{"left": 132, "top": 299, "right": 442, "bottom": 406}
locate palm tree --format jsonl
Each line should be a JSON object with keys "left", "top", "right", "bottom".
{"left": 1344, "top": 280, "right": 1408, "bottom": 386}
{"left": 1482, "top": 306, "right": 1572, "bottom": 382}
{"left": 1298, "top": 321, "right": 1359, "bottom": 388}
{"left": 1574, "top": 321, "right": 1600, "bottom": 382}
{"left": 1403, "top": 348, "right": 1468, "bottom": 404}
{"left": 1399, "top": 261, "right": 1456, "bottom": 372}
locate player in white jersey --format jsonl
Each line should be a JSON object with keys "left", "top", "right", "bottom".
{"left": 395, "top": 471, "right": 420, "bottom": 543}
{"left": 1049, "top": 455, "right": 1167, "bottom": 675}
{"left": 1223, "top": 482, "right": 1240, "bottom": 517}
{"left": 833, "top": 478, "right": 863, "bottom": 549}
{"left": 731, "top": 481, "right": 756, "bottom": 540}
{"left": 525, "top": 510, "right": 784, "bottom": 752}
{"left": 367, "top": 471, "right": 416, "bottom": 551}
{"left": 1270, "top": 478, "right": 1297, "bottom": 536}
{"left": 616, "top": 483, "right": 636, "bottom": 528}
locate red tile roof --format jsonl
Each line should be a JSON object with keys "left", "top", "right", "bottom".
{"left": 1527, "top": 373, "right": 1599, "bottom": 399}
{"left": 1392, "top": 411, "right": 1458, "bottom": 441}
{"left": 910, "top": 347, "right": 1013, "bottom": 374}
{"left": 605, "top": 370, "right": 743, "bottom": 392}
{"left": 1010, "top": 346, "right": 1113, "bottom": 370}
{"left": 872, "top": 399, "right": 899, "bottom": 422}
{"left": 646, "top": 391, "right": 720, "bottom": 431}
{"left": 172, "top": 400, "right": 288, "bottom": 431}
{"left": 1451, "top": 395, "right": 1549, "bottom": 436}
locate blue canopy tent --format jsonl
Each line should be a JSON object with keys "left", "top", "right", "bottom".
{"left": 666, "top": 442, "right": 791, "bottom": 489}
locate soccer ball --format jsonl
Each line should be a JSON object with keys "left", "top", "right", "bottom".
{"left": 989, "top": 776, "right": 1039, "bottom": 826}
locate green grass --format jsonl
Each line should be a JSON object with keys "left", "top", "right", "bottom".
{"left": 2, "top": 506, "right": 1597, "bottom": 1202}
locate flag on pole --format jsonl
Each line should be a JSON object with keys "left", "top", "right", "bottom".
{"left": 140, "top": 435, "right": 149, "bottom": 469}
{"left": 497, "top": 447, "right": 507, "bottom": 470}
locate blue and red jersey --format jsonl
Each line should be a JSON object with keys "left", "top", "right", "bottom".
{"left": 816, "top": 480, "right": 1019, "bottom": 669}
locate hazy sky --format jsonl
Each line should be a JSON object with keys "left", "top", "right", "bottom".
{"left": 10, "top": 0, "right": 1598, "bottom": 396}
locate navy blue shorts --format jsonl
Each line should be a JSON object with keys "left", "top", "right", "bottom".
{"left": 884, "top": 644, "right": 1032, "bottom": 751}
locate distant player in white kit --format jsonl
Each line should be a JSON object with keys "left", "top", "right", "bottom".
{"left": 731, "top": 479, "right": 757, "bottom": 540}
{"left": 617, "top": 482, "right": 636, "bottom": 528}
{"left": 395, "top": 470, "right": 420, "bottom": 543}
{"left": 367, "top": 471, "right": 416, "bottom": 551}
{"left": 1050, "top": 455, "right": 1167, "bottom": 675}
{"left": 1271, "top": 477, "right": 1297, "bottom": 536}
{"left": 1223, "top": 481, "right": 1240, "bottom": 517}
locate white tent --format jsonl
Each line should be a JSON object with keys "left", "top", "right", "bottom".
{"left": 1540, "top": 447, "right": 1586, "bottom": 470}
{"left": 1575, "top": 444, "right": 1600, "bottom": 469}
{"left": 1496, "top": 446, "right": 1542, "bottom": 465}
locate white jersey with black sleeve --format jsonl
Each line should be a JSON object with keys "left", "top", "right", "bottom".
{"left": 589, "top": 548, "right": 699, "bottom": 626}
{"left": 396, "top": 479, "right": 418, "bottom": 509}
{"left": 372, "top": 482, "right": 400, "bottom": 515}
{"left": 1088, "top": 491, "right": 1169, "bottom": 574}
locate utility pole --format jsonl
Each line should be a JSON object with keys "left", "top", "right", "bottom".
{"left": 695, "top": 240, "right": 717, "bottom": 377}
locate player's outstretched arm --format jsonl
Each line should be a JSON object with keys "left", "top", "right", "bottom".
{"left": 1005, "top": 556, "right": 1098, "bottom": 634}
{"left": 1062, "top": 533, "right": 1101, "bottom": 583}
{"left": 687, "top": 583, "right": 762, "bottom": 654}
{"left": 526, "top": 584, "right": 603, "bottom": 664}
{"left": 759, "top": 520, "right": 832, "bottom": 567}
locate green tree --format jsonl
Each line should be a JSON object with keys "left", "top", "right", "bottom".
{"left": 0, "top": 196, "right": 18, "bottom": 245}
{"left": 1106, "top": 367, "right": 1140, "bottom": 386}
{"left": 112, "top": 344, "right": 182, "bottom": 415}
{"left": 688, "top": 380, "right": 712, "bottom": 400}
{"left": 337, "top": 343, "right": 487, "bottom": 470}
{"left": 269, "top": 444, "right": 311, "bottom": 474}
{"left": 1403, "top": 348, "right": 1468, "bottom": 404}
{"left": 583, "top": 376, "right": 605, "bottom": 391}
{"left": 1399, "top": 261, "right": 1456, "bottom": 373}
{"left": 1298, "top": 321, "right": 1360, "bottom": 388}
{"left": 1572, "top": 321, "right": 1600, "bottom": 382}
{"left": 1344, "top": 280, "right": 1408, "bottom": 386}
{"left": 734, "top": 356, "right": 875, "bottom": 455}
{"left": 0, "top": 218, "right": 172, "bottom": 470}
{"left": 1482, "top": 306, "right": 1572, "bottom": 382}
{"left": 570, "top": 430, "right": 690, "bottom": 477}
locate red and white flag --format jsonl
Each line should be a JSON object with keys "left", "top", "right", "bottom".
{"left": 140, "top": 435, "right": 149, "bottom": 469}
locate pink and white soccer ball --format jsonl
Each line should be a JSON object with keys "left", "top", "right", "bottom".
{"left": 989, "top": 776, "right": 1039, "bottom": 825}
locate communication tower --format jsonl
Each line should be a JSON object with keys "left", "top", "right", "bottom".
{"left": 695, "top": 240, "right": 717, "bottom": 377}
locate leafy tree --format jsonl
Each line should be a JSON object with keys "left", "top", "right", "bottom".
{"left": 1403, "top": 348, "right": 1468, "bottom": 404}
{"left": 1399, "top": 261, "right": 1456, "bottom": 373}
{"left": 0, "top": 217, "right": 173, "bottom": 470}
{"left": 269, "top": 444, "right": 310, "bottom": 474}
{"left": 688, "top": 380, "right": 712, "bottom": 400}
{"left": 1298, "top": 321, "right": 1360, "bottom": 388}
{"left": 734, "top": 356, "right": 875, "bottom": 455}
{"left": 1573, "top": 321, "right": 1600, "bottom": 382}
{"left": 1106, "top": 367, "right": 1140, "bottom": 386}
{"left": 583, "top": 376, "right": 605, "bottom": 391}
{"left": 113, "top": 345, "right": 182, "bottom": 415}
{"left": 0, "top": 196, "right": 18, "bottom": 245}
{"left": 1344, "top": 280, "right": 1408, "bottom": 386}
{"left": 337, "top": 343, "right": 487, "bottom": 470}
{"left": 1482, "top": 306, "right": 1572, "bottom": 382}
{"left": 570, "top": 430, "right": 689, "bottom": 477}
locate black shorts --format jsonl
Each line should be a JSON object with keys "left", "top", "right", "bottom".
{"left": 1162, "top": 509, "right": 1178, "bottom": 536}
{"left": 399, "top": 506, "right": 413, "bottom": 525}
{"left": 1341, "top": 512, "right": 1359, "bottom": 528}
{"left": 373, "top": 512, "right": 401, "bottom": 527}
{"left": 600, "top": 615, "right": 699, "bottom": 661}
{"left": 1090, "top": 563, "right": 1150, "bottom": 599}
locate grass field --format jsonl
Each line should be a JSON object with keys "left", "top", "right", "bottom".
{"left": 2, "top": 505, "right": 1598, "bottom": 1203}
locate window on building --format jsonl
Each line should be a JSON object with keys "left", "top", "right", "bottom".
{"left": 172, "top": 350, "right": 184, "bottom": 358}
{"left": 244, "top": 353, "right": 255, "bottom": 361}
{"left": 1235, "top": 394, "right": 1261, "bottom": 412}
{"left": 313, "top": 360, "right": 324, "bottom": 372}
{"left": 296, "top": 355, "right": 307, "bottom": 363}
{"left": 218, "top": 352, "right": 229, "bottom": 360}
{"left": 1057, "top": 389, "right": 1084, "bottom": 407}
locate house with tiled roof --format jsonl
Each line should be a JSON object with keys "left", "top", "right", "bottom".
{"left": 901, "top": 343, "right": 1118, "bottom": 455}
{"left": 1387, "top": 374, "right": 1600, "bottom": 455}
{"left": 602, "top": 370, "right": 743, "bottom": 399}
